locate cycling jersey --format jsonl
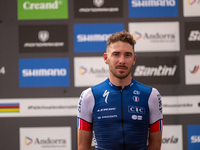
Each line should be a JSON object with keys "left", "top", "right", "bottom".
{"left": 77, "top": 78, "right": 163, "bottom": 150}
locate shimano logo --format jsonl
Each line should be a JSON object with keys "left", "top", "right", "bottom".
{"left": 190, "top": 135, "right": 200, "bottom": 143}
{"left": 77, "top": 34, "right": 112, "bottom": 42}
{"left": 188, "top": 30, "right": 200, "bottom": 41}
{"left": 134, "top": 65, "right": 177, "bottom": 76}
{"left": 22, "top": 68, "right": 67, "bottom": 77}
{"left": 131, "top": 0, "right": 176, "bottom": 7}
{"left": 191, "top": 135, "right": 200, "bottom": 143}
{"left": 23, "top": 0, "right": 61, "bottom": 10}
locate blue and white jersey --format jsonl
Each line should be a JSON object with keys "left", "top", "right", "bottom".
{"left": 77, "top": 78, "right": 163, "bottom": 150}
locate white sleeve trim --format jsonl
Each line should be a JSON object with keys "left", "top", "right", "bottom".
{"left": 77, "top": 88, "right": 95, "bottom": 123}
{"left": 148, "top": 88, "right": 163, "bottom": 124}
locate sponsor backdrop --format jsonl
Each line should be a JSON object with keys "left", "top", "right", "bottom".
{"left": 0, "top": 0, "right": 200, "bottom": 150}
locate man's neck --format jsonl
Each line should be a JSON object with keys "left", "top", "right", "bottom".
{"left": 109, "top": 75, "right": 132, "bottom": 89}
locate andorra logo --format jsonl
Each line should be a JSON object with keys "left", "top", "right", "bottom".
{"left": 25, "top": 136, "right": 33, "bottom": 146}
{"left": 38, "top": 30, "right": 49, "bottom": 42}
{"left": 79, "top": 66, "right": 87, "bottom": 75}
{"left": 93, "top": 0, "right": 104, "bottom": 7}
{"left": 188, "top": 0, "right": 196, "bottom": 5}
{"left": 133, "top": 31, "right": 142, "bottom": 41}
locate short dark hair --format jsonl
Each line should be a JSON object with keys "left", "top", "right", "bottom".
{"left": 106, "top": 30, "right": 136, "bottom": 51}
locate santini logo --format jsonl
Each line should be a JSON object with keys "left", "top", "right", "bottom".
{"left": 131, "top": 0, "right": 176, "bottom": 7}
{"left": 134, "top": 65, "right": 177, "bottom": 76}
{"left": 23, "top": 0, "right": 62, "bottom": 10}
{"left": 22, "top": 68, "right": 67, "bottom": 77}
{"left": 77, "top": 34, "right": 112, "bottom": 42}
{"left": 188, "top": 30, "right": 200, "bottom": 41}
{"left": 190, "top": 65, "right": 199, "bottom": 74}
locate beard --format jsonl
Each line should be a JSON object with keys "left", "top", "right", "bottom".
{"left": 109, "top": 64, "right": 133, "bottom": 79}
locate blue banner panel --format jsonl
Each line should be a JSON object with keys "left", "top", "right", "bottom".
{"left": 129, "top": 0, "right": 178, "bottom": 18}
{"left": 19, "top": 58, "right": 70, "bottom": 87}
{"left": 187, "top": 125, "right": 200, "bottom": 150}
{"left": 74, "top": 23, "right": 124, "bottom": 53}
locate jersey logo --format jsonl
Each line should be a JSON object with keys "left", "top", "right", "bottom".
{"left": 133, "top": 96, "right": 139, "bottom": 102}
{"left": 103, "top": 90, "right": 110, "bottom": 104}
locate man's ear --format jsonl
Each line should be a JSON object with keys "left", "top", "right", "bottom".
{"left": 103, "top": 53, "right": 108, "bottom": 64}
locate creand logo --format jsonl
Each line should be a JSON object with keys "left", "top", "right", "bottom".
{"left": 133, "top": 65, "right": 177, "bottom": 77}
{"left": 131, "top": 0, "right": 176, "bottom": 7}
{"left": 77, "top": 34, "right": 111, "bottom": 42}
{"left": 24, "top": 137, "right": 66, "bottom": 146}
{"left": 22, "top": 0, "right": 63, "bottom": 10}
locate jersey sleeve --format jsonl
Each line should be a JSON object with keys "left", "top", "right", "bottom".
{"left": 77, "top": 88, "right": 95, "bottom": 131}
{"left": 148, "top": 88, "right": 163, "bottom": 133}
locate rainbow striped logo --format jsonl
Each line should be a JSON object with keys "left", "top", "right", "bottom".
{"left": 0, "top": 103, "right": 20, "bottom": 113}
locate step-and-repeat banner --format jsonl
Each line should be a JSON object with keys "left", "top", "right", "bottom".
{"left": 0, "top": 0, "right": 200, "bottom": 150}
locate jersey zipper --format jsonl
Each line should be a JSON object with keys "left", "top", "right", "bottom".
{"left": 120, "top": 89, "right": 126, "bottom": 150}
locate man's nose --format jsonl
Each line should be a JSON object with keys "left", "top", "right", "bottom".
{"left": 119, "top": 55, "right": 125, "bottom": 64}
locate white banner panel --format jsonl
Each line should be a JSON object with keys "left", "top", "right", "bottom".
{"left": 0, "top": 98, "right": 77, "bottom": 117}
{"left": 128, "top": 22, "right": 180, "bottom": 52}
{"left": 74, "top": 57, "right": 109, "bottom": 87}
{"left": 162, "top": 95, "right": 200, "bottom": 115}
{"left": 161, "top": 125, "right": 183, "bottom": 150}
{"left": 183, "top": 0, "right": 200, "bottom": 17}
{"left": 20, "top": 127, "right": 71, "bottom": 150}
{"left": 185, "top": 55, "right": 200, "bottom": 85}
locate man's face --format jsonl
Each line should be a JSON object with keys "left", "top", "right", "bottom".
{"left": 104, "top": 41, "right": 136, "bottom": 79}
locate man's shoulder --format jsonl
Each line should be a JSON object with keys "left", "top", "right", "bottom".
{"left": 91, "top": 79, "right": 109, "bottom": 90}
{"left": 134, "top": 79, "right": 152, "bottom": 90}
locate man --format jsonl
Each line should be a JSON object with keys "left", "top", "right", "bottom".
{"left": 77, "top": 30, "right": 163, "bottom": 150}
